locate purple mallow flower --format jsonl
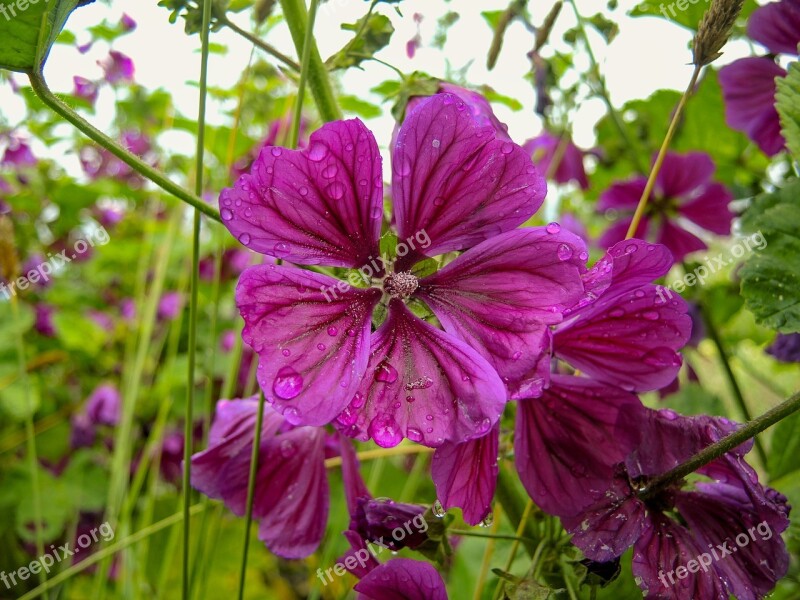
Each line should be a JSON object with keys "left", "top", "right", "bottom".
{"left": 80, "top": 131, "right": 155, "bottom": 186}
{"left": 190, "top": 397, "right": 330, "bottom": 558}
{"left": 120, "top": 13, "right": 137, "bottom": 32}
{"left": 522, "top": 132, "right": 589, "bottom": 189}
{"left": 354, "top": 558, "right": 449, "bottom": 600}
{"left": 559, "top": 409, "right": 790, "bottom": 599}
{"left": 71, "top": 384, "right": 121, "bottom": 448}
{"left": 157, "top": 291, "right": 183, "bottom": 322}
{"left": 231, "top": 116, "right": 309, "bottom": 180}
{"left": 767, "top": 333, "right": 800, "bottom": 363}
{"left": 598, "top": 152, "right": 734, "bottom": 262}
{"left": 220, "top": 93, "right": 586, "bottom": 448}
{"left": 34, "top": 303, "right": 57, "bottom": 337}
{"left": 98, "top": 50, "right": 134, "bottom": 85}
{"left": 73, "top": 76, "right": 99, "bottom": 106}
{"left": 1, "top": 134, "right": 36, "bottom": 168}
{"left": 719, "top": 0, "right": 800, "bottom": 156}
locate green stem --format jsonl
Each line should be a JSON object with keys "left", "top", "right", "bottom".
{"left": 218, "top": 16, "right": 301, "bottom": 71}
{"left": 26, "top": 71, "right": 220, "bottom": 223}
{"left": 290, "top": 0, "right": 319, "bottom": 148}
{"left": 495, "top": 467, "right": 538, "bottom": 556}
{"left": 279, "top": 0, "right": 342, "bottom": 122}
{"left": 183, "top": 1, "right": 212, "bottom": 596}
{"left": 237, "top": 391, "right": 266, "bottom": 600}
{"left": 698, "top": 302, "right": 768, "bottom": 465}
{"left": 18, "top": 505, "right": 207, "bottom": 600}
{"left": 626, "top": 65, "right": 701, "bottom": 238}
{"left": 449, "top": 530, "right": 532, "bottom": 543}
{"left": 639, "top": 388, "right": 800, "bottom": 500}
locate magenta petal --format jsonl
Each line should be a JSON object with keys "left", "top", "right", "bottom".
{"left": 631, "top": 514, "right": 730, "bottom": 600}
{"left": 597, "top": 178, "right": 647, "bottom": 212}
{"left": 656, "top": 219, "right": 707, "bottom": 262}
{"left": 656, "top": 152, "right": 715, "bottom": 199}
{"left": 341, "top": 300, "right": 506, "bottom": 448}
{"left": 253, "top": 426, "right": 329, "bottom": 559}
{"left": 719, "top": 58, "right": 786, "bottom": 157}
{"left": 597, "top": 218, "right": 649, "bottom": 251}
{"left": 392, "top": 94, "right": 546, "bottom": 261}
{"left": 514, "top": 376, "right": 644, "bottom": 517}
{"left": 220, "top": 119, "right": 383, "bottom": 267}
{"left": 237, "top": 264, "right": 381, "bottom": 426}
{"left": 354, "top": 558, "right": 448, "bottom": 600}
{"left": 340, "top": 435, "right": 371, "bottom": 515}
{"left": 431, "top": 426, "right": 498, "bottom": 525}
{"left": 581, "top": 240, "right": 675, "bottom": 302}
{"left": 679, "top": 182, "right": 734, "bottom": 235}
{"left": 417, "top": 228, "right": 586, "bottom": 396}
{"left": 747, "top": 0, "right": 800, "bottom": 55}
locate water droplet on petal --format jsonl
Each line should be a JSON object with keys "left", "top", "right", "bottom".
{"left": 405, "top": 395, "right": 415, "bottom": 403}
{"left": 557, "top": 243, "right": 573, "bottom": 261}
{"left": 407, "top": 427, "right": 423, "bottom": 442}
{"left": 327, "top": 326, "right": 338, "bottom": 336}
{"left": 221, "top": 208, "right": 234, "bottom": 221}
{"left": 610, "top": 307, "right": 625, "bottom": 318}
{"left": 270, "top": 147, "right": 283, "bottom": 157}
{"left": 642, "top": 310, "right": 659, "bottom": 321}
{"left": 322, "top": 164, "right": 338, "bottom": 179}
{"left": 326, "top": 181, "right": 346, "bottom": 200}
{"left": 512, "top": 351, "right": 522, "bottom": 360}
{"left": 283, "top": 407, "right": 301, "bottom": 423}
{"left": 432, "top": 500, "right": 446, "bottom": 518}
{"left": 625, "top": 243, "right": 638, "bottom": 254}
{"left": 395, "top": 154, "right": 412, "bottom": 176}
{"left": 350, "top": 392, "right": 365, "bottom": 409}
{"left": 370, "top": 205, "right": 383, "bottom": 219}
{"left": 546, "top": 222, "right": 561, "bottom": 234}
{"left": 281, "top": 348, "right": 291, "bottom": 357}
{"left": 375, "top": 361, "right": 398, "bottom": 383}
{"left": 433, "top": 196, "right": 445, "bottom": 207}
{"left": 298, "top": 186, "right": 309, "bottom": 196}
{"left": 432, "top": 139, "right": 441, "bottom": 148}
{"left": 272, "top": 366, "right": 303, "bottom": 399}
{"left": 476, "top": 417, "right": 492, "bottom": 434}
{"left": 273, "top": 242, "right": 290, "bottom": 257}
{"left": 316, "top": 343, "right": 326, "bottom": 351}
{"left": 425, "top": 414, "right": 434, "bottom": 422}
{"left": 479, "top": 512, "right": 494, "bottom": 527}
{"left": 368, "top": 415, "right": 403, "bottom": 448}
{"left": 308, "top": 142, "right": 328, "bottom": 162}
{"left": 238, "top": 232, "right": 251, "bottom": 245}
{"left": 279, "top": 439, "right": 295, "bottom": 457}
{"left": 634, "top": 289, "right": 646, "bottom": 298}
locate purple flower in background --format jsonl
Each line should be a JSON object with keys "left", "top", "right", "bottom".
{"left": 406, "top": 12, "right": 423, "bottom": 59}
{"left": 221, "top": 94, "right": 586, "bottom": 448}
{"left": 231, "top": 116, "right": 309, "bottom": 179}
{"left": 198, "top": 248, "right": 253, "bottom": 282}
{"left": 522, "top": 132, "right": 589, "bottom": 189}
{"left": 157, "top": 291, "right": 183, "bottom": 322}
{"left": 561, "top": 409, "right": 790, "bottom": 599}
{"left": 92, "top": 204, "right": 125, "bottom": 229}
{"left": 191, "top": 397, "right": 330, "bottom": 558}
{"left": 85, "top": 384, "right": 121, "bottom": 426}
{"left": 73, "top": 76, "right": 99, "bottom": 106}
{"left": 34, "top": 303, "right": 57, "bottom": 337}
{"left": 767, "top": 333, "right": 800, "bottom": 363}
{"left": 354, "top": 558, "right": 449, "bottom": 600}
{"left": 87, "top": 309, "right": 114, "bottom": 332}
{"left": 719, "top": 0, "right": 800, "bottom": 156}
{"left": 98, "top": 50, "right": 134, "bottom": 84}
{"left": 77, "top": 41, "right": 93, "bottom": 54}
{"left": 80, "top": 131, "right": 154, "bottom": 186}
{"left": 120, "top": 13, "right": 137, "bottom": 32}
{"left": 120, "top": 298, "right": 136, "bottom": 322}
{"left": 1, "top": 134, "right": 36, "bottom": 168}
{"left": 598, "top": 152, "right": 734, "bottom": 261}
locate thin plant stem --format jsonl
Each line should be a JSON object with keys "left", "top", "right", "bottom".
{"left": 639, "top": 388, "right": 800, "bottom": 500}
{"left": 472, "top": 505, "right": 503, "bottom": 600}
{"left": 183, "top": 1, "right": 212, "bottom": 596}
{"left": 323, "top": 443, "right": 434, "bottom": 468}
{"left": 450, "top": 528, "right": 530, "bottom": 544}
{"left": 280, "top": 0, "right": 342, "bottom": 122}
{"left": 698, "top": 301, "right": 768, "bottom": 465}
{"left": 18, "top": 505, "right": 207, "bottom": 600}
{"left": 495, "top": 466, "right": 538, "bottom": 556}
{"left": 290, "top": 0, "right": 319, "bottom": 148}
{"left": 625, "top": 65, "right": 702, "bottom": 239}
{"left": 218, "top": 15, "right": 301, "bottom": 71}
{"left": 493, "top": 500, "right": 535, "bottom": 600}
{"left": 237, "top": 391, "right": 266, "bottom": 600}
{"left": 25, "top": 71, "right": 220, "bottom": 223}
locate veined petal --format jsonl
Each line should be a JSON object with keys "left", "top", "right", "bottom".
{"left": 747, "top": 0, "right": 800, "bottom": 55}
{"left": 597, "top": 178, "right": 647, "bottom": 212}
{"left": 354, "top": 558, "right": 448, "bottom": 600}
{"left": 431, "top": 426, "right": 498, "bottom": 525}
{"left": 392, "top": 94, "right": 546, "bottom": 265}
{"left": 679, "top": 183, "right": 734, "bottom": 235}
{"left": 655, "top": 152, "right": 715, "bottom": 199}
{"left": 514, "top": 376, "right": 644, "bottom": 517}
{"left": 219, "top": 119, "right": 383, "bottom": 267}
{"left": 237, "top": 264, "right": 381, "bottom": 426}
{"left": 339, "top": 300, "right": 506, "bottom": 448}
{"left": 656, "top": 219, "right": 708, "bottom": 262}
{"left": 417, "top": 228, "right": 585, "bottom": 395}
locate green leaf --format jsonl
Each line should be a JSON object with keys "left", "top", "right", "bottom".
{"left": 0, "top": 0, "right": 95, "bottom": 73}
{"left": 481, "top": 87, "right": 523, "bottom": 111}
{"left": 769, "top": 411, "right": 800, "bottom": 481}
{"left": 588, "top": 12, "right": 619, "bottom": 43}
{"left": 326, "top": 13, "right": 394, "bottom": 71}
{"left": 629, "top": 0, "right": 758, "bottom": 31}
{"left": 339, "top": 94, "right": 382, "bottom": 119}
{"left": 777, "top": 59, "right": 800, "bottom": 162}
{"left": 740, "top": 180, "right": 800, "bottom": 333}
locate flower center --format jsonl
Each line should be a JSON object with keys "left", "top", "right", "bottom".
{"left": 383, "top": 271, "right": 419, "bottom": 299}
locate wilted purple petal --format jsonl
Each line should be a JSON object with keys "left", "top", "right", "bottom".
{"left": 220, "top": 119, "right": 383, "bottom": 268}
{"left": 431, "top": 426, "right": 498, "bottom": 525}
{"left": 354, "top": 558, "right": 448, "bottom": 600}
{"left": 237, "top": 264, "right": 380, "bottom": 426}
{"left": 340, "top": 300, "right": 506, "bottom": 448}
{"left": 392, "top": 94, "right": 545, "bottom": 265}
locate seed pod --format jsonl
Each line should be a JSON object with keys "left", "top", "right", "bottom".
{"left": 692, "top": 0, "right": 745, "bottom": 66}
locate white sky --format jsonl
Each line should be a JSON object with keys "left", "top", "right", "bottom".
{"left": 0, "top": 0, "right": 756, "bottom": 174}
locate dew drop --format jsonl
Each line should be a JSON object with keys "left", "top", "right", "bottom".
{"left": 316, "top": 343, "right": 326, "bottom": 351}
{"left": 479, "top": 512, "right": 494, "bottom": 528}
{"left": 501, "top": 142, "right": 514, "bottom": 155}
{"left": 221, "top": 208, "right": 234, "bottom": 221}
{"left": 370, "top": 205, "right": 383, "bottom": 219}
{"left": 395, "top": 154, "right": 413, "bottom": 176}
{"left": 642, "top": 310, "right": 660, "bottom": 321}
{"left": 609, "top": 308, "right": 625, "bottom": 318}
{"left": 326, "top": 181, "right": 347, "bottom": 200}
{"left": 432, "top": 139, "right": 441, "bottom": 148}
{"left": 308, "top": 142, "right": 328, "bottom": 162}
{"left": 272, "top": 366, "right": 303, "bottom": 399}
{"left": 512, "top": 351, "right": 522, "bottom": 360}
{"left": 279, "top": 439, "right": 295, "bottom": 458}
{"left": 322, "top": 164, "right": 339, "bottom": 179}
{"left": 405, "top": 395, "right": 415, "bottom": 403}
{"left": 546, "top": 222, "right": 561, "bottom": 234}
{"left": 375, "top": 361, "right": 398, "bottom": 383}
{"left": 368, "top": 415, "right": 403, "bottom": 448}
{"left": 281, "top": 348, "right": 291, "bottom": 357}
{"left": 350, "top": 392, "right": 366, "bottom": 409}
{"left": 476, "top": 417, "right": 492, "bottom": 434}
{"left": 557, "top": 243, "right": 573, "bottom": 261}
{"left": 298, "top": 186, "right": 309, "bottom": 196}
{"left": 425, "top": 414, "right": 434, "bottom": 422}
{"left": 625, "top": 243, "right": 638, "bottom": 254}
{"left": 270, "top": 147, "right": 283, "bottom": 157}
{"left": 273, "top": 242, "right": 290, "bottom": 257}
{"left": 327, "top": 326, "right": 338, "bottom": 336}
{"left": 433, "top": 196, "right": 445, "bottom": 207}
{"left": 407, "top": 427, "right": 423, "bottom": 442}
{"left": 432, "top": 500, "right": 446, "bottom": 518}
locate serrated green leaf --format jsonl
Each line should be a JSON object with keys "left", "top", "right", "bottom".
{"left": 777, "top": 59, "right": 800, "bottom": 161}
{"left": 740, "top": 180, "right": 800, "bottom": 333}
{"left": 0, "top": 0, "right": 94, "bottom": 73}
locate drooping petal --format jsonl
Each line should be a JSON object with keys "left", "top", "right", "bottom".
{"left": 679, "top": 183, "right": 734, "bottom": 235}
{"left": 354, "top": 558, "right": 449, "bottom": 600}
{"left": 340, "top": 434, "right": 371, "bottom": 516}
{"left": 631, "top": 513, "right": 730, "bottom": 600}
{"left": 338, "top": 300, "right": 506, "bottom": 448}
{"left": 655, "top": 152, "right": 715, "bottom": 199}
{"left": 392, "top": 94, "right": 546, "bottom": 265}
{"left": 253, "top": 426, "right": 330, "bottom": 559}
{"left": 656, "top": 219, "right": 708, "bottom": 262}
{"left": 340, "top": 530, "right": 380, "bottom": 579}
{"left": 514, "top": 376, "right": 644, "bottom": 517}
{"left": 747, "top": 0, "right": 800, "bottom": 55}
{"left": 417, "top": 228, "right": 586, "bottom": 396}
{"left": 719, "top": 57, "right": 786, "bottom": 157}
{"left": 220, "top": 118, "right": 383, "bottom": 268}
{"left": 237, "top": 264, "right": 381, "bottom": 426}
{"left": 431, "top": 426, "right": 498, "bottom": 525}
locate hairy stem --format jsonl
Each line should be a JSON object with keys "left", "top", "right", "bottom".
{"left": 290, "top": 0, "right": 319, "bottom": 147}
{"left": 218, "top": 15, "right": 301, "bottom": 71}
